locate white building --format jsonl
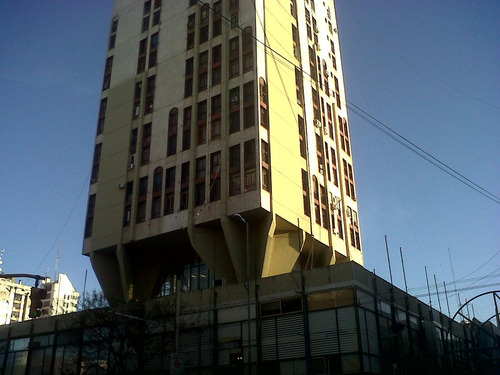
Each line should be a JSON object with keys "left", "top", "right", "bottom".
{"left": 40, "top": 274, "right": 80, "bottom": 317}
{"left": 0, "top": 278, "right": 31, "bottom": 325}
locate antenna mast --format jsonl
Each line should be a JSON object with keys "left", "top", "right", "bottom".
{"left": 54, "top": 242, "right": 61, "bottom": 281}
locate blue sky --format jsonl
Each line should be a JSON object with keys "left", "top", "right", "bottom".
{"left": 0, "top": 1, "right": 498, "bottom": 320}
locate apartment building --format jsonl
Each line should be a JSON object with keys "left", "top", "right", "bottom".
{"left": 84, "top": 0, "right": 362, "bottom": 303}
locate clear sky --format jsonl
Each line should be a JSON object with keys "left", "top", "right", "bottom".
{"left": 0, "top": 1, "right": 498, "bottom": 320}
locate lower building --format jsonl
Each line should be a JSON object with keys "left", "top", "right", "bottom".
{"left": 0, "top": 263, "right": 498, "bottom": 374}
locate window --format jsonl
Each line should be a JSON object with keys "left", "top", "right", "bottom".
{"left": 103, "top": 56, "right": 113, "bottom": 90}
{"left": 261, "top": 140, "right": 270, "bottom": 191}
{"left": 164, "top": 167, "right": 175, "bottom": 215}
{"left": 123, "top": 182, "right": 133, "bottom": 226}
{"left": 213, "top": 1, "right": 222, "bottom": 37}
{"left": 229, "top": 87, "right": 240, "bottom": 108}
{"left": 313, "top": 177, "right": 320, "bottom": 224}
{"left": 196, "top": 156, "right": 206, "bottom": 180}
{"left": 97, "top": 98, "right": 107, "bottom": 135}
{"left": 259, "top": 78, "right": 268, "bottom": 128}
{"left": 145, "top": 75, "right": 155, "bottom": 114}
{"left": 229, "top": 37, "right": 239, "bottom": 78}
{"left": 211, "top": 94, "right": 221, "bottom": 117}
{"left": 295, "top": 67, "right": 303, "bottom": 105}
{"left": 152, "top": 167, "right": 163, "bottom": 218}
{"left": 142, "top": 16, "right": 150, "bottom": 32}
{"left": 292, "top": 25, "right": 300, "bottom": 60}
{"left": 229, "top": 111, "right": 240, "bottom": 134}
{"left": 137, "top": 38, "right": 147, "bottom": 73}
{"left": 200, "top": 25, "right": 209, "bottom": 44}
{"left": 137, "top": 176, "right": 148, "bottom": 223}
{"left": 243, "top": 81, "right": 254, "bottom": 128}
{"left": 334, "top": 76, "right": 341, "bottom": 108}
{"left": 154, "top": 0, "right": 162, "bottom": 9}
{"left": 133, "top": 81, "right": 142, "bottom": 119}
{"left": 130, "top": 128, "right": 138, "bottom": 154}
{"left": 91, "top": 143, "right": 102, "bottom": 183}
{"left": 195, "top": 182, "right": 205, "bottom": 206}
{"left": 343, "top": 159, "right": 355, "bottom": 199}
{"left": 108, "top": 35, "right": 116, "bottom": 50}
{"left": 298, "top": 115, "right": 306, "bottom": 158}
{"left": 151, "top": 10, "right": 160, "bottom": 25}
{"left": 183, "top": 106, "right": 192, "bottom": 150}
{"left": 149, "top": 33, "right": 159, "bottom": 68}
{"left": 209, "top": 152, "right": 220, "bottom": 202}
{"left": 339, "top": 117, "right": 351, "bottom": 155}
{"left": 180, "top": 162, "right": 189, "bottom": 210}
{"left": 212, "top": 44, "right": 222, "bottom": 86}
{"left": 331, "top": 147, "right": 338, "bottom": 187}
{"left": 229, "top": 144, "right": 241, "bottom": 196}
{"left": 290, "top": 0, "right": 297, "bottom": 19}
{"left": 244, "top": 140, "right": 256, "bottom": 191}
{"left": 210, "top": 151, "right": 221, "bottom": 176}
{"left": 187, "top": 30, "right": 195, "bottom": 50}
{"left": 211, "top": 119, "right": 221, "bottom": 140}
{"left": 143, "top": 0, "right": 151, "bottom": 16}
{"left": 141, "top": 123, "right": 152, "bottom": 165}
{"left": 210, "top": 177, "right": 221, "bottom": 201}
{"left": 167, "top": 108, "right": 178, "bottom": 156}
{"left": 195, "top": 157, "right": 206, "bottom": 206}
{"left": 230, "top": 13, "right": 239, "bottom": 28}
{"left": 197, "top": 100, "right": 207, "bottom": 145}
{"left": 84, "top": 194, "right": 96, "bottom": 238}
{"left": 301, "top": 170, "right": 311, "bottom": 217}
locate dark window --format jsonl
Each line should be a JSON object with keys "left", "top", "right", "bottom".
{"left": 84, "top": 194, "right": 96, "bottom": 238}
{"left": 137, "top": 176, "right": 148, "bottom": 223}
{"left": 153, "top": 10, "right": 161, "bottom": 26}
{"left": 123, "top": 182, "right": 133, "bottom": 226}
{"left": 144, "top": 1, "right": 151, "bottom": 15}
{"left": 137, "top": 38, "right": 147, "bottom": 73}
{"left": 200, "top": 25, "right": 209, "bottom": 44}
{"left": 91, "top": 143, "right": 102, "bottom": 184}
{"left": 261, "top": 140, "right": 270, "bottom": 191}
{"left": 242, "top": 27, "right": 253, "bottom": 71}
{"left": 103, "top": 56, "right": 113, "bottom": 90}
{"left": 244, "top": 140, "right": 256, "bottom": 191}
{"left": 183, "top": 106, "right": 192, "bottom": 150}
{"left": 152, "top": 167, "right": 163, "bottom": 218}
{"left": 141, "top": 123, "right": 152, "bottom": 165}
{"left": 302, "top": 169, "right": 310, "bottom": 217}
{"left": 229, "top": 144, "right": 241, "bottom": 195}
{"left": 97, "top": 98, "right": 107, "bottom": 135}
{"left": 145, "top": 75, "right": 155, "bottom": 114}
{"left": 142, "top": 16, "right": 150, "bottom": 32}
{"left": 133, "top": 81, "right": 142, "bottom": 119}
{"left": 167, "top": 108, "right": 178, "bottom": 156}
{"left": 164, "top": 166, "right": 175, "bottom": 215}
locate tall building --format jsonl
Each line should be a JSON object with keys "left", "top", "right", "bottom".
{"left": 84, "top": 0, "right": 362, "bottom": 303}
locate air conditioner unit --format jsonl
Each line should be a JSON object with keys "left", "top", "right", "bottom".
{"left": 128, "top": 163, "right": 135, "bottom": 170}
{"left": 319, "top": 165, "right": 324, "bottom": 173}
{"left": 314, "top": 119, "right": 321, "bottom": 128}
{"left": 231, "top": 95, "right": 238, "bottom": 103}
{"left": 128, "top": 154, "right": 136, "bottom": 170}
{"left": 323, "top": 125, "right": 328, "bottom": 135}
{"left": 118, "top": 183, "right": 125, "bottom": 189}
{"left": 314, "top": 26, "right": 319, "bottom": 33}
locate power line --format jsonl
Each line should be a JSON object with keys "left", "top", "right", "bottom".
{"left": 347, "top": 103, "right": 500, "bottom": 204}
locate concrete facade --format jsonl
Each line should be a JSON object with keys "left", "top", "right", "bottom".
{"left": 0, "top": 263, "right": 498, "bottom": 374}
{"left": 84, "top": 0, "right": 363, "bottom": 303}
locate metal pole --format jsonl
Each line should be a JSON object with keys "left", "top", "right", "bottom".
{"left": 233, "top": 214, "right": 251, "bottom": 373}
{"left": 384, "top": 235, "right": 393, "bottom": 285}
{"left": 245, "top": 219, "right": 251, "bottom": 374}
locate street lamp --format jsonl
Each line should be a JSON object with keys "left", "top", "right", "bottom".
{"left": 233, "top": 214, "right": 251, "bottom": 373}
